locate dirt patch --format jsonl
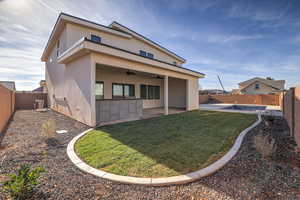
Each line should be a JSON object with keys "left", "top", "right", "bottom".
{"left": 0, "top": 110, "right": 300, "bottom": 200}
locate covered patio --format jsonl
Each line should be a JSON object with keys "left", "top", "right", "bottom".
{"left": 94, "top": 64, "right": 188, "bottom": 125}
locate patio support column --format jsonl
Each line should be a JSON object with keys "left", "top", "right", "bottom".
{"left": 164, "top": 75, "right": 169, "bottom": 115}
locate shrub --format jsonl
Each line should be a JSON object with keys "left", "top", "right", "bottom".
{"left": 254, "top": 135, "right": 276, "bottom": 158}
{"left": 41, "top": 119, "right": 56, "bottom": 139}
{"left": 3, "top": 164, "right": 45, "bottom": 200}
{"left": 2, "top": 164, "right": 45, "bottom": 200}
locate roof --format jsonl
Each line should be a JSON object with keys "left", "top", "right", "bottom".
{"left": 238, "top": 77, "right": 285, "bottom": 91}
{"left": 109, "top": 21, "right": 185, "bottom": 62}
{"left": 0, "top": 81, "right": 16, "bottom": 91}
{"left": 41, "top": 13, "right": 185, "bottom": 62}
{"left": 57, "top": 37, "right": 204, "bottom": 78}
{"left": 32, "top": 86, "right": 43, "bottom": 92}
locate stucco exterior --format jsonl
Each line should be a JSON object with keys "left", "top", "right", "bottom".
{"left": 241, "top": 81, "right": 280, "bottom": 95}
{"left": 42, "top": 13, "right": 204, "bottom": 126}
{"left": 96, "top": 65, "right": 164, "bottom": 109}
{"left": 46, "top": 53, "right": 95, "bottom": 125}
{"left": 236, "top": 77, "right": 285, "bottom": 95}
{"left": 65, "top": 23, "right": 184, "bottom": 66}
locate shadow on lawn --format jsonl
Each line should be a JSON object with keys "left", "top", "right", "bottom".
{"left": 93, "top": 110, "right": 257, "bottom": 177}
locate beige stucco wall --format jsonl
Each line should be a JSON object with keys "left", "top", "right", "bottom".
{"left": 44, "top": 20, "right": 201, "bottom": 126}
{"left": 241, "top": 81, "right": 280, "bottom": 94}
{"left": 168, "top": 77, "right": 186, "bottom": 108}
{"left": 58, "top": 26, "right": 68, "bottom": 53}
{"left": 96, "top": 66, "right": 164, "bottom": 109}
{"left": 65, "top": 23, "right": 183, "bottom": 66}
{"left": 47, "top": 50, "right": 199, "bottom": 126}
{"left": 91, "top": 52, "right": 198, "bottom": 80}
{"left": 186, "top": 78, "right": 199, "bottom": 110}
{"left": 46, "top": 38, "right": 95, "bottom": 126}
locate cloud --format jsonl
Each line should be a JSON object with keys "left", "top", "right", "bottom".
{"left": 0, "top": 0, "right": 299, "bottom": 91}
{"left": 207, "top": 34, "right": 263, "bottom": 43}
{"left": 163, "top": 0, "right": 223, "bottom": 12}
{"left": 289, "top": 35, "right": 300, "bottom": 44}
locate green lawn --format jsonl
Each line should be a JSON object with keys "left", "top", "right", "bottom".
{"left": 75, "top": 110, "right": 257, "bottom": 177}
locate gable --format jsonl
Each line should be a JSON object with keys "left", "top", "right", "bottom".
{"left": 42, "top": 13, "right": 186, "bottom": 65}
{"left": 241, "top": 81, "right": 280, "bottom": 92}
{"left": 239, "top": 77, "right": 284, "bottom": 90}
{"left": 109, "top": 22, "right": 185, "bottom": 63}
{"left": 63, "top": 23, "right": 184, "bottom": 65}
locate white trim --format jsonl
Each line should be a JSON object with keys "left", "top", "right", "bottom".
{"left": 67, "top": 114, "right": 261, "bottom": 186}
{"left": 58, "top": 37, "right": 85, "bottom": 59}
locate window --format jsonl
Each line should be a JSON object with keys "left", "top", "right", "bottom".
{"left": 140, "top": 85, "right": 147, "bottom": 99}
{"left": 147, "top": 53, "right": 154, "bottom": 59}
{"left": 173, "top": 61, "right": 177, "bottom": 65}
{"left": 95, "top": 81, "right": 104, "bottom": 100}
{"left": 113, "top": 83, "right": 135, "bottom": 99}
{"left": 154, "top": 86, "right": 160, "bottom": 99}
{"left": 140, "top": 85, "right": 160, "bottom": 99}
{"left": 139, "top": 50, "right": 147, "bottom": 57}
{"left": 140, "top": 50, "right": 154, "bottom": 59}
{"left": 91, "top": 34, "right": 101, "bottom": 43}
{"left": 255, "top": 83, "right": 260, "bottom": 89}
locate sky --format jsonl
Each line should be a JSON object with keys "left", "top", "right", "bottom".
{"left": 0, "top": 0, "right": 300, "bottom": 91}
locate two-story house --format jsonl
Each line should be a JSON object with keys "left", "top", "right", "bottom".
{"left": 233, "top": 77, "right": 285, "bottom": 95}
{"left": 41, "top": 13, "right": 204, "bottom": 126}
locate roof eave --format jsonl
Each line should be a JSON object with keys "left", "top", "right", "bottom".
{"left": 58, "top": 38, "right": 204, "bottom": 78}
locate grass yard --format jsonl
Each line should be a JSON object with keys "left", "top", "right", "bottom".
{"left": 75, "top": 110, "right": 257, "bottom": 178}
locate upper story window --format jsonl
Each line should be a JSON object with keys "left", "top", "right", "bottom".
{"left": 139, "top": 50, "right": 147, "bottom": 57}
{"left": 255, "top": 83, "right": 260, "bottom": 89}
{"left": 91, "top": 34, "right": 101, "bottom": 43}
{"left": 140, "top": 50, "right": 154, "bottom": 59}
{"left": 173, "top": 61, "right": 177, "bottom": 65}
{"left": 147, "top": 53, "right": 154, "bottom": 59}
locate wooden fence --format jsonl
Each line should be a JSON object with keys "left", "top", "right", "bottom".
{"left": 0, "top": 84, "right": 15, "bottom": 134}
{"left": 15, "top": 92, "right": 48, "bottom": 110}
{"left": 199, "top": 94, "right": 281, "bottom": 106}
{"left": 283, "top": 86, "right": 300, "bottom": 147}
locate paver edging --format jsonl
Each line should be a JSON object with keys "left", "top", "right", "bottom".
{"left": 67, "top": 114, "right": 262, "bottom": 186}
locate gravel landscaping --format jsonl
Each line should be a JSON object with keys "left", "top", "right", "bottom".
{"left": 1, "top": 110, "right": 300, "bottom": 199}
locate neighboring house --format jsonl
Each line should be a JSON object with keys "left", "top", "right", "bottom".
{"left": 32, "top": 80, "right": 47, "bottom": 93}
{"left": 41, "top": 13, "right": 204, "bottom": 126}
{"left": 199, "top": 89, "right": 227, "bottom": 95}
{"left": 234, "top": 77, "right": 285, "bottom": 95}
{"left": 0, "top": 81, "right": 16, "bottom": 91}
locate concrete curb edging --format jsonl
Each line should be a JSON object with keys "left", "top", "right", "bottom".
{"left": 67, "top": 114, "right": 262, "bottom": 186}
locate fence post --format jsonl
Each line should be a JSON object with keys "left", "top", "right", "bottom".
{"left": 10, "top": 90, "right": 12, "bottom": 115}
